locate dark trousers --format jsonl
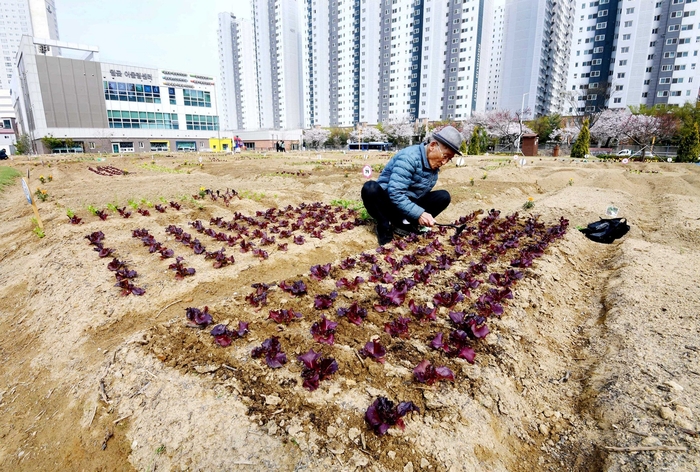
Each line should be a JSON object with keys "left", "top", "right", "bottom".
{"left": 361, "top": 180, "right": 450, "bottom": 228}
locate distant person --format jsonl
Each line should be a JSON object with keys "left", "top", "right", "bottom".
{"left": 280, "top": 141, "right": 286, "bottom": 153}
{"left": 361, "top": 126, "right": 464, "bottom": 245}
{"left": 0, "top": 148, "right": 7, "bottom": 160}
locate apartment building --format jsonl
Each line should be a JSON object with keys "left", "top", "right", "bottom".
{"left": 500, "top": 0, "right": 576, "bottom": 117}
{"left": 0, "top": 0, "right": 58, "bottom": 90}
{"left": 566, "top": 0, "right": 700, "bottom": 114}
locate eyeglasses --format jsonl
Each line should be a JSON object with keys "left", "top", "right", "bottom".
{"left": 435, "top": 142, "right": 454, "bottom": 163}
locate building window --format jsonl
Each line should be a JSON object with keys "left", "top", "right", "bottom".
{"left": 89, "top": 142, "right": 95, "bottom": 149}
{"left": 614, "top": 98, "right": 622, "bottom": 103}
{"left": 107, "top": 110, "right": 179, "bottom": 129}
{"left": 183, "top": 89, "right": 212, "bottom": 107}
{"left": 185, "top": 114, "right": 219, "bottom": 131}
{"left": 169, "top": 87, "right": 176, "bottom": 105}
{"left": 104, "top": 81, "right": 161, "bottom": 103}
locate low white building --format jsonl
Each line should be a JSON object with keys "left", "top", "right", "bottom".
{"left": 12, "top": 36, "right": 223, "bottom": 154}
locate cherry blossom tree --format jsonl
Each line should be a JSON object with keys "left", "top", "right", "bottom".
{"left": 349, "top": 126, "right": 386, "bottom": 143}
{"left": 589, "top": 109, "right": 631, "bottom": 147}
{"left": 462, "top": 110, "right": 532, "bottom": 150}
{"left": 303, "top": 128, "right": 331, "bottom": 149}
{"left": 382, "top": 116, "right": 415, "bottom": 148}
{"left": 549, "top": 126, "right": 579, "bottom": 145}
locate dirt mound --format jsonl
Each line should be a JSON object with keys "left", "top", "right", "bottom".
{"left": 1, "top": 153, "right": 698, "bottom": 471}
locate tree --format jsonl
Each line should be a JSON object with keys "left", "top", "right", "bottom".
{"left": 467, "top": 126, "right": 481, "bottom": 155}
{"left": 528, "top": 114, "right": 561, "bottom": 143}
{"left": 463, "top": 110, "right": 533, "bottom": 150}
{"left": 571, "top": 118, "right": 590, "bottom": 158}
{"left": 676, "top": 123, "right": 700, "bottom": 162}
{"left": 349, "top": 126, "right": 386, "bottom": 144}
{"left": 324, "top": 127, "right": 351, "bottom": 148}
{"left": 620, "top": 114, "right": 663, "bottom": 158}
{"left": 15, "top": 134, "right": 32, "bottom": 155}
{"left": 382, "top": 117, "right": 414, "bottom": 148}
{"left": 549, "top": 125, "right": 579, "bottom": 145}
{"left": 40, "top": 134, "right": 65, "bottom": 150}
{"left": 303, "top": 128, "right": 330, "bottom": 149}
{"left": 590, "top": 109, "right": 631, "bottom": 147}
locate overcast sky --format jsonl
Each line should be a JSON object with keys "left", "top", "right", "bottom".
{"left": 57, "top": 0, "right": 252, "bottom": 76}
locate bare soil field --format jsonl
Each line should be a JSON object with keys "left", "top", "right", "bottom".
{"left": 0, "top": 151, "right": 699, "bottom": 472}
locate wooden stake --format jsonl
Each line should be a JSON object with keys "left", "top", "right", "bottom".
{"left": 603, "top": 445, "right": 687, "bottom": 452}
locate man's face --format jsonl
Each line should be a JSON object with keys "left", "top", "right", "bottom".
{"left": 427, "top": 141, "right": 456, "bottom": 169}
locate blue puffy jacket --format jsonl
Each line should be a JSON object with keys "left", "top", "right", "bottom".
{"left": 375, "top": 144, "right": 438, "bottom": 220}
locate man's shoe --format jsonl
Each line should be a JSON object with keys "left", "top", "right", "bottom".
{"left": 376, "top": 225, "right": 394, "bottom": 245}
{"left": 394, "top": 222, "right": 424, "bottom": 237}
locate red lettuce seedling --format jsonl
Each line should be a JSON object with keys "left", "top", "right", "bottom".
{"left": 169, "top": 201, "right": 181, "bottom": 210}
{"left": 408, "top": 299, "right": 437, "bottom": 322}
{"left": 95, "top": 246, "right": 115, "bottom": 258}
{"left": 107, "top": 258, "right": 125, "bottom": 271}
{"left": 185, "top": 306, "right": 213, "bottom": 327}
{"left": 430, "top": 331, "right": 477, "bottom": 363}
{"left": 293, "top": 235, "right": 305, "bottom": 245}
{"left": 310, "top": 315, "right": 338, "bottom": 345}
{"left": 432, "top": 290, "right": 465, "bottom": 309}
{"left": 117, "top": 207, "right": 132, "bottom": 218}
{"left": 336, "top": 301, "right": 368, "bottom": 326}
{"left": 114, "top": 268, "right": 138, "bottom": 281}
{"left": 154, "top": 204, "right": 166, "bottom": 213}
{"left": 359, "top": 252, "right": 377, "bottom": 264}
{"left": 335, "top": 276, "right": 365, "bottom": 291}
{"left": 68, "top": 215, "right": 82, "bottom": 224}
{"left": 277, "top": 242, "right": 288, "bottom": 251}
{"left": 310, "top": 263, "right": 332, "bottom": 280}
{"left": 168, "top": 257, "right": 196, "bottom": 280}
{"left": 384, "top": 316, "right": 411, "bottom": 338}
{"left": 85, "top": 231, "right": 105, "bottom": 245}
{"left": 252, "top": 248, "right": 269, "bottom": 260}
{"left": 359, "top": 339, "right": 386, "bottom": 363}
{"left": 435, "top": 254, "right": 454, "bottom": 270}
{"left": 365, "top": 396, "right": 419, "bottom": 436}
{"left": 297, "top": 349, "right": 338, "bottom": 391}
{"left": 339, "top": 257, "right": 356, "bottom": 270}
{"left": 211, "top": 322, "right": 250, "bottom": 347}
{"left": 114, "top": 278, "right": 145, "bottom": 296}
{"left": 245, "top": 283, "right": 270, "bottom": 307}
{"left": 413, "top": 360, "right": 455, "bottom": 385}
{"left": 369, "top": 264, "right": 394, "bottom": 284}
{"left": 374, "top": 285, "right": 407, "bottom": 312}
{"left": 268, "top": 308, "right": 302, "bottom": 324}
{"left": 95, "top": 209, "right": 108, "bottom": 220}
{"left": 448, "top": 311, "right": 490, "bottom": 339}
{"left": 313, "top": 291, "right": 338, "bottom": 310}
{"left": 251, "top": 336, "right": 287, "bottom": 368}
{"left": 278, "top": 280, "right": 307, "bottom": 297}
{"left": 137, "top": 208, "right": 150, "bottom": 216}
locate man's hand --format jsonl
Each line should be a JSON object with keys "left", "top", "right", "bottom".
{"left": 417, "top": 212, "right": 436, "bottom": 227}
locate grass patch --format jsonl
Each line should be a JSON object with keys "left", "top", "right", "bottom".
{"left": 0, "top": 167, "right": 21, "bottom": 193}
{"left": 331, "top": 199, "right": 370, "bottom": 220}
{"left": 140, "top": 163, "right": 185, "bottom": 174}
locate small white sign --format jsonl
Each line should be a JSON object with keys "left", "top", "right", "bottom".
{"left": 667, "top": 157, "right": 672, "bottom": 163}
{"left": 21, "top": 178, "right": 32, "bottom": 204}
{"left": 362, "top": 165, "right": 372, "bottom": 179}
{"left": 198, "top": 156, "right": 203, "bottom": 164}
{"left": 621, "top": 158, "right": 629, "bottom": 164}
{"left": 519, "top": 158, "right": 526, "bottom": 167}
{"left": 455, "top": 157, "right": 465, "bottom": 167}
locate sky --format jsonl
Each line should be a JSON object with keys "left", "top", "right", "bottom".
{"left": 56, "top": 0, "right": 252, "bottom": 77}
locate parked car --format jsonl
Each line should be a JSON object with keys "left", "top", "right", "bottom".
{"left": 616, "top": 149, "right": 632, "bottom": 156}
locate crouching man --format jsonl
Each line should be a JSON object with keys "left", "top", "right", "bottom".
{"left": 361, "top": 126, "right": 464, "bottom": 245}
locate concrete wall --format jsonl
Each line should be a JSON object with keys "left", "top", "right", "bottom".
{"left": 36, "top": 55, "right": 108, "bottom": 128}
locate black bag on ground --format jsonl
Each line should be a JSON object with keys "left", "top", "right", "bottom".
{"left": 579, "top": 218, "right": 630, "bottom": 244}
